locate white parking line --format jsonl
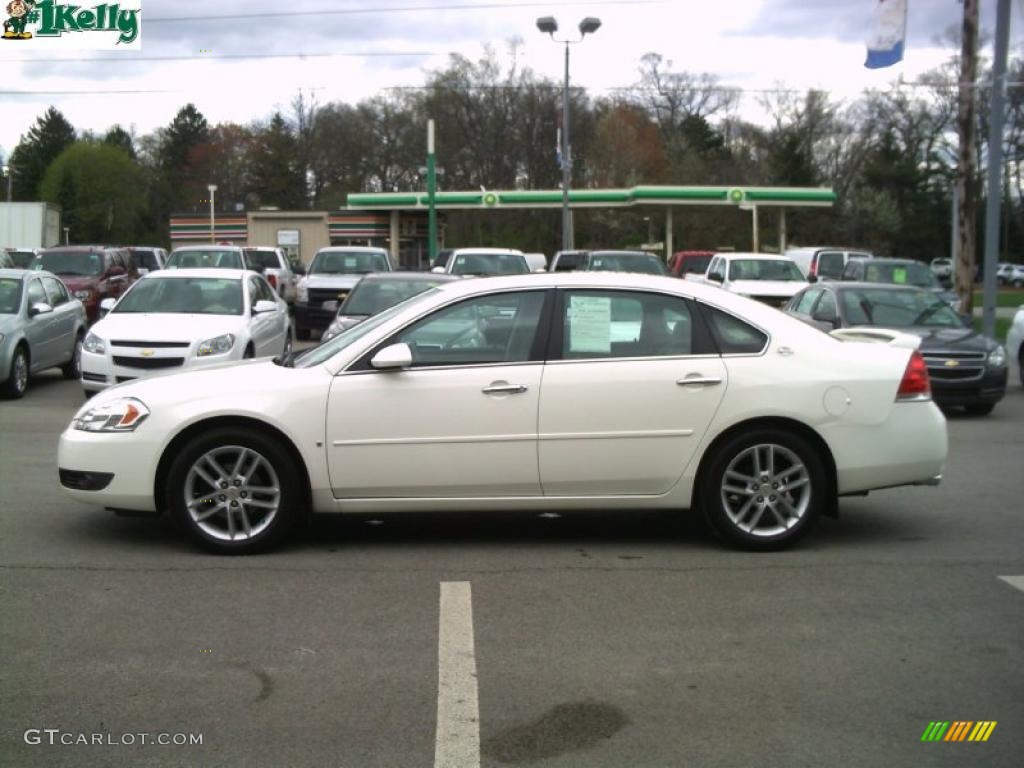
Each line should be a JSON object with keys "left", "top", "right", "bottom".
{"left": 435, "top": 581, "right": 480, "bottom": 768}
{"left": 998, "top": 575, "right": 1024, "bottom": 593}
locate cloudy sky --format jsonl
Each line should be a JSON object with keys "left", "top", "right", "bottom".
{"left": 2, "top": 0, "right": 1021, "bottom": 160}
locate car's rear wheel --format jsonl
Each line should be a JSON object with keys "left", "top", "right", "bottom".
{"left": 166, "top": 428, "right": 300, "bottom": 554}
{"left": 701, "top": 429, "right": 825, "bottom": 551}
{"left": 61, "top": 333, "right": 83, "bottom": 380}
{"left": 3, "top": 345, "right": 29, "bottom": 399}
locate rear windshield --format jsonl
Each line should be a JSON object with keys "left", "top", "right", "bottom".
{"left": 310, "top": 250, "right": 390, "bottom": 275}
{"left": 679, "top": 255, "right": 712, "bottom": 274}
{"left": 342, "top": 278, "right": 448, "bottom": 316}
{"left": 9, "top": 251, "right": 37, "bottom": 269}
{"left": 131, "top": 250, "right": 161, "bottom": 270}
{"left": 585, "top": 252, "right": 667, "bottom": 275}
{"left": 450, "top": 252, "right": 529, "bottom": 276}
{"left": 244, "top": 250, "right": 282, "bottom": 269}
{"left": 0, "top": 278, "right": 22, "bottom": 313}
{"left": 166, "top": 250, "right": 244, "bottom": 270}
{"left": 863, "top": 262, "right": 937, "bottom": 289}
{"left": 36, "top": 250, "right": 102, "bottom": 276}
{"left": 728, "top": 259, "right": 804, "bottom": 281}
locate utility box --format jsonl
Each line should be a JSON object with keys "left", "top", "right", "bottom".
{"left": 0, "top": 202, "right": 62, "bottom": 249}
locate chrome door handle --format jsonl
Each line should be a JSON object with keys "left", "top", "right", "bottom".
{"left": 676, "top": 376, "right": 722, "bottom": 387}
{"left": 482, "top": 384, "right": 528, "bottom": 395}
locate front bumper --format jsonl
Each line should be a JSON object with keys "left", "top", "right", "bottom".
{"left": 930, "top": 366, "right": 1008, "bottom": 408}
{"left": 58, "top": 426, "right": 162, "bottom": 512}
{"left": 80, "top": 346, "right": 239, "bottom": 393}
{"left": 293, "top": 302, "right": 337, "bottom": 332}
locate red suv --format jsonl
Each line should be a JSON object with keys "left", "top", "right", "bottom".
{"left": 34, "top": 246, "right": 138, "bottom": 323}
{"left": 668, "top": 250, "right": 715, "bottom": 277}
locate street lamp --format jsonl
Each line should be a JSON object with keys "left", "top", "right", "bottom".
{"left": 2, "top": 164, "right": 11, "bottom": 203}
{"left": 207, "top": 184, "right": 217, "bottom": 243}
{"left": 537, "top": 15, "right": 601, "bottom": 252}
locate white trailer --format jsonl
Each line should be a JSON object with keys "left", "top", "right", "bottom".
{"left": 1, "top": 202, "right": 62, "bottom": 249}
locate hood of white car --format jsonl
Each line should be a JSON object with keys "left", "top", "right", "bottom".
{"left": 90, "top": 313, "right": 246, "bottom": 343}
{"left": 302, "top": 274, "right": 363, "bottom": 291}
{"left": 729, "top": 280, "right": 806, "bottom": 298}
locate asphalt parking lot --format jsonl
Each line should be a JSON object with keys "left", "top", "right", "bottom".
{"left": 1, "top": 370, "right": 1022, "bottom": 767}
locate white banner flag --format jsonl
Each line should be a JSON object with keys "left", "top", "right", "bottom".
{"left": 865, "top": 0, "right": 907, "bottom": 69}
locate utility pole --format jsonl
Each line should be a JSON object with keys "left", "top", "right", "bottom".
{"left": 981, "top": 0, "right": 1011, "bottom": 339}
{"left": 426, "top": 119, "right": 437, "bottom": 263}
{"left": 954, "top": 0, "right": 979, "bottom": 314}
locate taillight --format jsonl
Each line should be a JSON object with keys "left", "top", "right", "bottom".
{"left": 809, "top": 261, "right": 817, "bottom": 277}
{"left": 896, "top": 351, "right": 931, "bottom": 400}
{"left": 266, "top": 274, "right": 277, "bottom": 289}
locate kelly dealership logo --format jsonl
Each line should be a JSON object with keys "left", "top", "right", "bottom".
{"left": 3, "top": 0, "right": 141, "bottom": 46}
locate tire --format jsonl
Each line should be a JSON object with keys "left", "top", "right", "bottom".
{"left": 964, "top": 402, "right": 995, "bottom": 416}
{"left": 3, "top": 345, "right": 30, "bottom": 399}
{"left": 700, "top": 429, "right": 826, "bottom": 551}
{"left": 165, "top": 427, "right": 301, "bottom": 554}
{"left": 296, "top": 326, "right": 311, "bottom": 341}
{"left": 61, "top": 333, "right": 84, "bottom": 380}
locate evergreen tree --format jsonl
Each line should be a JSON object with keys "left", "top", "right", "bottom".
{"left": 249, "top": 112, "right": 307, "bottom": 208}
{"left": 103, "top": 125, "right": 136, "bottom": 159}
{"left": 8, "top": 107, "right": 76, "bottom": 200}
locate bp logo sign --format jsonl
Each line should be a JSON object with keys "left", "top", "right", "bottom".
{"left": 2, "top": 0, "right": 141, "bottom": 46}
{"left": 729, "top": 188, "right": 745, "bottom": 204}
{"left": 482, "top": 192, "right": 498, "bottom": 206}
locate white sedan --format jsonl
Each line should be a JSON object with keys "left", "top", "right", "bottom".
{"left": 80, "top": 269, "right": 291, "bottom": 395}
{"left": 58, "top": 272, "right": 947, "bottom": 554}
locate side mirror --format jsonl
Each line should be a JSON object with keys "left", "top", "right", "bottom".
{"left": 811, "top": 309, "right": 839, "bottom": 328}
{"left": 707, "top": 271, "right": 724, "bottom": 283}
{"left": 99, "top": 297, "right": 116, "bottom": 318}
{"left": 29, "top": 301, "right": 53, "bottom": 317}
{"left": 430, "top": 266, "right": 445, "bottom": 274}
{"left": 252, "top": 300, "right": 277, "bottom": 314}
{"left": 370, "top": 342, "right": 413, "bottom": 370}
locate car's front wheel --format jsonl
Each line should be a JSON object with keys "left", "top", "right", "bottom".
{"left": 700, "top": 429, "right": 825, "bottom": 551}
{"left": 166, "top": 427, "right": 301, "bottom": 554}
{"left": 61, "top": 333, "right": 83, "bottom": 380}
{"left": 3, "top": 345, "right": 29, "bottom": 399}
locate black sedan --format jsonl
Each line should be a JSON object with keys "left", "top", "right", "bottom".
{"left": 786, "top": 282, "right": 1008, "bottom": 415}
{"left": 320, "top": 271, "right": 458, "bottom": 341}
{"left": 839, "top": 257, "right": 960, "bottom": 310}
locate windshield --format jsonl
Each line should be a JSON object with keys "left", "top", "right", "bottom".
{"left": 450, "top": 252, "right": 529, "bottom": 276}
{"left": 585, "top": 252, "right": 667, "bottom": 275}
{"left": 310, "top": 250, "right": 390, "bottom": 275}
{"left": 862, "top": 262, "right": 937, "bottom": 288}
{"left": 244, "top": 250, "right": 282, "bottom": 269}
{"left": 166, "top": 249, "right": 244, "bottom": 270}
{"left": 728, "top": 259, "right": 804, "bottom": 281}
{"left": 293, "top": 288, "right": 440, "bottom": 368}
{"left": 679, "top": 255, "right": 712, "bottom": 274}
{"left": 0, "top": 278, "right": 22, "bottom": 313}
{"left": 36, "top": 250, "right": 102, "bottom": 276}
{"left": 9, "top": 251, "right": 37, "bottom": 269}
{"left": 841, "top": 288, "right": 963, "bottom": 328}
{"left": 131, "top": 249, "right": 160, "bottom": 270}
{"left": 113, "top": 277, "right": 244, "bottom": 315}
{"left": 341, "top": 278, "right": 448, "bottom": 316}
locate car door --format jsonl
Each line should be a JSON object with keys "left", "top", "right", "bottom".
{"left": 245, "top": 276, "right": 277, "bottom": 356}
{"left": 326, "top": 289, "right": 550, "bottom": 498}
{"left": 538, "top": 289, "right": 727, "bottom": 496}
{"left": 41, "top": 277, "right": 77, "bottom": 364}
{"left": 23, "top": 277, "right": 60, "bottom": 370}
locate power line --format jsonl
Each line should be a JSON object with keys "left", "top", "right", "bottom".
{"left": 146, "top": 0, "right": 662, "bottom": 24}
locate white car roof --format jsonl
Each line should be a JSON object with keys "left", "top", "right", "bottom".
{"left": 451, "top": 248, "right": 525, "bottom": 255}
{"left": 139, "top": 268, "right": 249, "bottom": 280}
{"left": 316, "top": 246, "right": 388, "bottom": 253}
{"left": 714, "top": 252, "right": 798, "bottom": 262}
{"left": 170, "top": 244, "right": 244, "bottom": 252}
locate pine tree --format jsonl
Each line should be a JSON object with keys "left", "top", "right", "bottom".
{"left": 8, "top": 107, "right": 76, "bottom": 200}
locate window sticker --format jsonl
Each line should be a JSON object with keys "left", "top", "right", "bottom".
{"left": 893, "top": 268, "right": 907, "bottom": 284}
{"left": 568, "top": 295, "right": 612, "bottom": 353}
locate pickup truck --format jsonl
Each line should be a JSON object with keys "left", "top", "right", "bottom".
{"left": 688, "top": 252, "right": 808, "bottom": 308}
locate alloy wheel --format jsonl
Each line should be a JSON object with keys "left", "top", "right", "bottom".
{"left": 720, "top": 443, "right": 811, "bottom": 537}
{"left": 184, "top": 446, "right": 281, "bottom": 542}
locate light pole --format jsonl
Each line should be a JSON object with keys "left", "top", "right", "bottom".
{"left": 2, "top": 163, "right": 11, "bottom": 203}
{"left": 426, "top": 119, "right": 438, "bottom": 263}
{"left": 2, "top": 164, "right": 10, "bottom": 249}
{"left": 536, "top": 15, "right": 601, "bottom": 252}
{"left": 207, "top": 184, "right": 217, "bottom": 243}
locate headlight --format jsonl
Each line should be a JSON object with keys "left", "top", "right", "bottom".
{"left": 72, "top": 397, "right": 150, "bottom": 433}
{"left": 83, "top": 332, "right": 105, "bottom": 354}
{"left": 296, "top": 281, "right": 308, "bottom": 302}
{"left": 197, "top": 333, "right": 235, "bottom": 357}
{"left": 74, "top": 289, "right": 94, "bottom": 301}
{"left": 988, "top": 345, "right": 1007, "bottom": 368}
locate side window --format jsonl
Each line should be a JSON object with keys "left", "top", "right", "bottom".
{"left": 393, "top": 291, "right": 546, "bottom": 367}
{"left": 247, "top": 277, "right": 267, "bottom": 306}
{"left": 793, "top": 288, "right": 821, "bottom": 314}
{"left": 27, "top": 278, "right": 46, "bottom": 308}
{"left": 560, "top": 290, "right": 697, "bottom": 359}
{"left": 701, "top": 305, "right": 768, "bottom": 354}
{"left": 257, "top": 277, "right": 276, "bottom": 302}
{"left": 708, "top": 257, "right": 720, "bottom": 276}
{"left": 42, "top": 277, "right": 69, "bottom": 306}
{"left": 816, "top": 251, "right": 845, "bottom": 279}
{"left": 813, "top": 290, "right": 837, "bottom": 319}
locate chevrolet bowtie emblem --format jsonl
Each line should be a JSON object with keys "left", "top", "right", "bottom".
{"left": 141, "top": 349, "right": 155, "bottom": 357}
{"left": 944, "top": 359, "right": 959, "bottom": 367}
